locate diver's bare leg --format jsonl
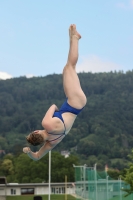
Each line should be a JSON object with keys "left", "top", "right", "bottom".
{"left": 63, "top": 24, "right": 86, "bottom": 109}
{"left": 67, "top": 24, "right": 81, "bottom": 67}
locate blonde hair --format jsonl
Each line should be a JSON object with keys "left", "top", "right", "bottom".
{"left": 26, "top": 132, "right": 44, "bottom": 146}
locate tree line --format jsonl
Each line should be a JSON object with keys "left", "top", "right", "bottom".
{"left": 0, "top": 151, "right": 79, "bottom": 183}
{"left": 0, "top": 71, "right": 133, "bottom": 170}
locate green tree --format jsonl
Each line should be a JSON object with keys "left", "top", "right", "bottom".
{"left": 107, "top": 169, "right": 121, "bottom": 180}
{"left": 0, "top": 151, "right": 79, "bottom": 183}
{"left": 122, "top": 149, "right": 133, "bottom": 196}
{"left": 1, "top": 71, "right": 133, "bottom": 170}
{"left": 1, "top": 158, "right": 14, "bottom": 181}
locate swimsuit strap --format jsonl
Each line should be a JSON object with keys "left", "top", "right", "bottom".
{"left": 48, "top": 134, "right": 65, "bottom": 142}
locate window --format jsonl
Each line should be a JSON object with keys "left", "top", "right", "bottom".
{"left": 52, "top": 187, "right": 65, "bottom": 194}
{"left": 21, "top": 188, "right": 34, "bottom": 195}
{"left": 52, "top": 187, "right": 55, "bottom": 194}
{"left": 11, "top": 189, "right": 16, "bottom": 195}
{"left": 62, "top": 187, "right": 65, "bottom": 193}
{"left": 55, "top": 188, "right": 59, "bottom": 194}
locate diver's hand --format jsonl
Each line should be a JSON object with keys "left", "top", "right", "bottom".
{"left": 23, "top": 147, "right": 31, "bottom": 153}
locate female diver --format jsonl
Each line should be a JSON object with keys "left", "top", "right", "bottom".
{"left": 23, "top": 24, "right": 87, "bottom": 160}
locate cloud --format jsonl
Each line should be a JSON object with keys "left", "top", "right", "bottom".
{"left": 0, "top": 72, "right": 12, "bottom": 80}
{"left": 25, "top": 74, "right": 35, "bottom": 78}
{"left": 77, "top": 55, "right": 123, "bottom": 73}
{"left": 116, "top": 0, "right": 133, "bottom": 9}
{"left": 0, "top": 72, "right": 36, "bottom": 80}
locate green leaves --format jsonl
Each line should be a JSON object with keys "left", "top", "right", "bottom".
{"left": 0, "top": 151, "right": 79, "bottom": 183}
{"left": 0, "top": 71, "right": 133, "bottom": 170}
{"left": 121, "top": 149, "right": 133, "bottom": 196}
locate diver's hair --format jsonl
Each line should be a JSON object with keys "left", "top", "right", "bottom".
{"left": 26, "top": 132, "right": 44, "bottom": 146}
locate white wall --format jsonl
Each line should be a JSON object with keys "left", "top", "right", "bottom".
{"left": 36, "top": 186, "right": 49, "bottom": 195}
{"left": 0, "top": 183, "right": 75, "bottom": 196}
{"left": 0, "top": 188, "right": 6, "bottom": 196}
{"left": 6, "top": 187, "right": 20, "bottom": 196}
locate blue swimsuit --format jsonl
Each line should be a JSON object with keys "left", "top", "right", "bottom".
{"left": 48, "top": 99, "right": 84, "bottom": 142}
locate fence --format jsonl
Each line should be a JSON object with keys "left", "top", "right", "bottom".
{"left": 74, "top": 165, "right": 133, "bottom": 200}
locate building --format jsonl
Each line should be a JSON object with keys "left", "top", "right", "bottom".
{"left": 61, "top": 150, "right": 70, "bottom": 158}
{"left": 0, "top": 181, "right": 75, "bottom": 197}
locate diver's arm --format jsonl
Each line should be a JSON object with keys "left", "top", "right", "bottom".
{"left": 42, "top": 104, "right": 58, "bottom": 131}
{"left": 42, "top": 104, "right": 58, "bottom": 123}
{"left": 23, "top": 142, "right": 56, "bottom": 161}
{"left": 43, "top": 104, "right": 58, "bottom": 119}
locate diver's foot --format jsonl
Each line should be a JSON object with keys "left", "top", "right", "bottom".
{"left": 69, "top": 24, "right": 81, "bottom": 40}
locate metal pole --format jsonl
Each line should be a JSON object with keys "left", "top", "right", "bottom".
{"left": 73, "top": 164, "right": 88, "bottom": 199}
{"left": 65, "top": 175, "right": 67, "bottom": 200}
{"left": 107, "top": 176, "right": 109, "bottom": 200}
{"left": 83, "top": 165, "right": 86, "bottom": 198}
{"left": 48, "top": 151, "right": 51, "bottom": 200}
{"left": 94, "top": 163, "right": 97, "bottom": 200}
{"left": 119, "top": 177, "right": 122, "bottom": 200}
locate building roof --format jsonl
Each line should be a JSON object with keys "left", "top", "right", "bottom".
{"left": 0, "top": 182, "right": 74, "bottom": 187}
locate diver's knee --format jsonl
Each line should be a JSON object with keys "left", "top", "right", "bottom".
{"left": 63, "top": 64, "right": 75, "bottom": 72}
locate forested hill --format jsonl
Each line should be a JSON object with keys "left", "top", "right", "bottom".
{"left": 0, "top": 71, "right": 133, "bottom": 170}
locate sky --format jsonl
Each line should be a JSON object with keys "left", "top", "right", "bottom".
{"left": 0, "top": 0, "right": 133, "bottom": 80}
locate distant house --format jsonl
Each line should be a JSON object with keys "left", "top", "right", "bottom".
{"left": 61, "top": 150, "right": 70, "bottom": 158}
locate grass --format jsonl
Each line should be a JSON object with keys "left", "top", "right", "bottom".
{"left": 7, "top": 194, "right": 76, "bottom": 200}
{"left": 7, "top": 194, "right": 133, "bottom": 200}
